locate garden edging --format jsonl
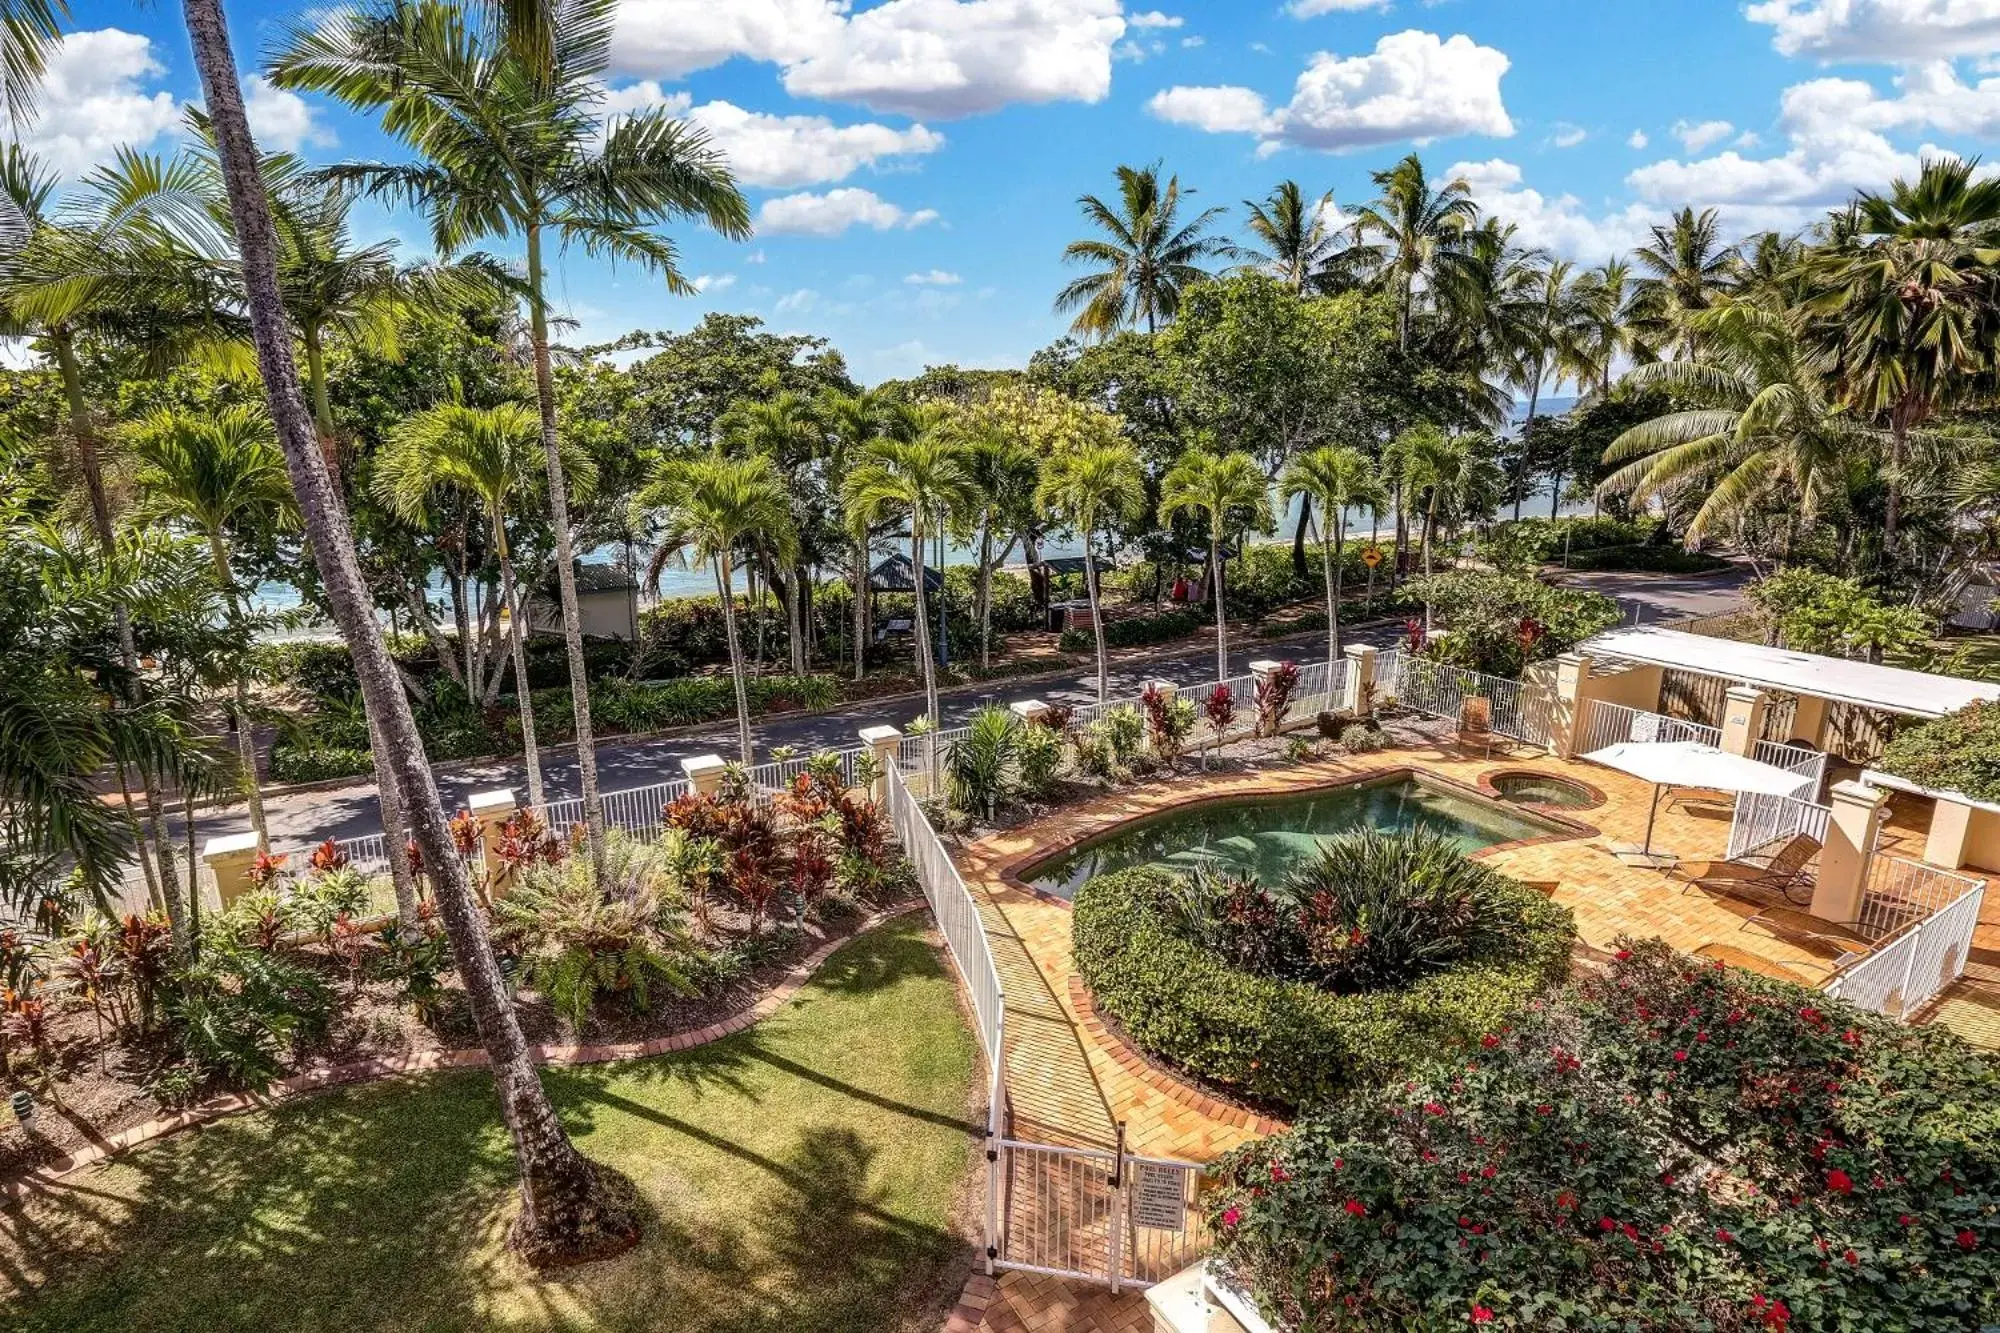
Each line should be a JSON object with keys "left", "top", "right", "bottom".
{"left": 4, "top": 899, "right": 928, "bottom": 1197}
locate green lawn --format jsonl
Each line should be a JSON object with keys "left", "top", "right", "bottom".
{"left": 0, "top": 917, "right": 980, "bottom": 1333}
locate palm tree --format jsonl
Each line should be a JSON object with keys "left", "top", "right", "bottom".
{"left": 1160, "top": 449, "right": 1272, "bottom": 682}
{"left": 718, "top": 392, "right": 821, "bottom": 677}
{"left": 1238, "top": 181, "right": 1356, "bottom": 294}
{"left": 1630, "top": 207, "right": 1739, "bottom": 358}
{"left": 128, "top": 408, "right": 296, "bottom": 852}
{"left": 1600, "top": 303, "right": 1898, "bottom": 552}
{"left": 1354, "top": 153, "right": 1478, "bottom": 351}
{"left": 842, "top": 433, "right": 975, "bottom": 727}
{"left": 1281, "top": 446, "right": 1385, "bottom": 662}
{"left": 272, "top": 0, "right": 752, "bottom": 876}
{"left": 960, "top": 431, "right": 1039, "bottom": 672}
{"left": 1806, "top": 157, "right": 2000, "bottom": 560}
{"left": 640, "top": 452, "right": 796, "bottom": 762}
{"left": 1512, "top": 258, "right": 1585, "bottom": 516}
{"left": 1038, "top": 440, "right": 1146, "bottom": 700}
{"left": 1567, "top": 259, "right": 1632, "bottom": 398}
{"left": 1054, "top": 162, "right": 1230, "bottom": 337}
{"left": 818, "top": 388, "right": 892, "bottom": 681}
{"left": 1392, "top": 426, "right": 1491, "bottom": 627}
{"left": 180, "top": 0, "right": 634, "bottom": 1260}
{"left": 376, "top": 403, "right": 592, "bottom": 809}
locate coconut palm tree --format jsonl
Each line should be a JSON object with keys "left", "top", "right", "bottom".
{"left": 1238, "top": 181, "right": 1359, "bottom": 294}
{"left": 1281, "top": 446, "right": 1385, "bottom": 662}
{"left": 127, "top": 407, "right": 296, "bottom": 852}
{"left": 1354, "top": 154, "right": 1479, "bottom": 351}
{"left": 180, "top": 0, "right": 633, "bottom": 1260}
{"left": 960, "top": 430, "right": 1039, "bottom": 672}
{"left": 376, "top": 402, "right": 593, "bottom": 809}
{"left": 817, "top": 388, "right": 892, "bottom": 681}
{"left": 272, "top": 0, "right": 752, "bottom": 875}
{"left": 718, "top": 392, "right": 821, "bottom": 676}
{"left": 1511, "top": 258, "right": 1586, "bottom": 516}
{"left": 639, "top": 451, "right": 796, "bottom": 763}
{"left": 1567, "top": 259, "right": 1632, "bottom": 398}
{"left": 1039, "top": 440, "right": 1146, "bottom": 701}
{"left": 1805, "top": 157, "right": 2000, "bottom": 561}
{"left": 842, "top": 432, "right": 975, "bottom": 727}
{"left": 1054, "top": 161, "right": 1230, "bottom": 338}
{"left": 1392, "top": 425, "right": 1492, "bottom": 627}
{"left": 1160, "top": 449, "right": 1273, "bottom": 682}
{"left": 1629, "top": 207, "right": 1739, "bottom": 359}
{"left": 1600, "top": 303, "right": 1899, "bottom": 552}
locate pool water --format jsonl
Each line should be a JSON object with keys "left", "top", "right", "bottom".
{"left": 1490, "top": 773, "right": 1597, "bottom": 809}
{"left": 1024, "top": 775, "right": 1563, "bottom": 899}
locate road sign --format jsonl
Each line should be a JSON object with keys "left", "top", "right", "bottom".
{"left": 1360, "top": 544, "right": 1384, "bottom": 568}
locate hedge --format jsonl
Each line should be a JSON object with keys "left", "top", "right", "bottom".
{"left": 1071, "top": 865, "right": 1572, "bottom": 1112}
{"left": 523, "top": 673, "right": 841, "bottom": 742}
{"left": 1059, "top": 607, "right": 1207, "bottom": 654}
{"left": 1561, "top": 543, "right": 1730, "bottom": 574}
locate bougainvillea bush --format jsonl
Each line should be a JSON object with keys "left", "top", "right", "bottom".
{"left": 1207, "top": 939, "right": 2000, "bottom": 1331}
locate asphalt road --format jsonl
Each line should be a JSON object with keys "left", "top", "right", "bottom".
{"left": 172, "top": 564, "right": 1751, "bottom": 855}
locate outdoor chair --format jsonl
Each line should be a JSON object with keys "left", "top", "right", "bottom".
{"left": 1669, "top": 833, "right": 1822, "bottom": 906}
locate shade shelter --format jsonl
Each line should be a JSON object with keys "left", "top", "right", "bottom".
{"left": 1585, "top": 740, "right": 1817, "bottom": 865}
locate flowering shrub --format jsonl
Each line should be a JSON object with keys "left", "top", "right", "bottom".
{"left": 1255, "top": 661, "right": 1300, "bottom": 738}
{"left": 1208, "top": 940, "right": 2000, "bottom": 1330}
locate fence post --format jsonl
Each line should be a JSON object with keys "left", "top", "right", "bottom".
{"left": 859, "top": 725, "right": 902, "bottom": 803}
{"left": 1341, "top": 643, "right": 1378, "bottom": 717}
{"left": 1108, "top": 1121, "right": 1127, "bottom": 1295}
{"left": 1009, "top": 698, "right": 1050, "bottom": 727}
{"left": 1809, "top": 780, "right": 1890, "bottom": 926}
{"left": 681, "top": 753, "right": 729, "bottom": 798}
{"left": 1720, "top": 685, "right": 1769, "bottom": 759}
{"left": 1552, "top": 652, "right": 1594, "bottom": 758}
{"left": 202, "top": 831, "right": 260, "bottom": 910}
{"left": 468, "top": 787, "right": 518, "bottom": 892}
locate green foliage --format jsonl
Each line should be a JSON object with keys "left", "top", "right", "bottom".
{"left": 945, "top": 706, "right": 1021, "bottom": 816}
{"left": 1476, "top": 516, "right": 1661, "bottom": 571}
{"left": 1406, "top": 570, "right": 1621, "bottom": 675}
{"left": 1749, "top": 568, "right": 1933, "bottom": 661}
{"left": 1072, "top": 850, "right": 1571, "bottom": 1111}
{"left": 165, "top": 947, "right": 335, "bottom": 1093}
{"left": 526, "top": 674, "right": 841, "bottom": 742}
{"left": 1059, "top": 606, "right": 1205, "bottom": 653}
{"left": 1879, "top": 700, "right": 2000, "bottom": 802}
{"left": 1016, "top": 721, "right": 1064, "bottom": 795}
{"left": 1562, "top": 543, "right": 1729, "bottom": 573}
{"left": 286, "top": 868, "right": 372, "bottom": 943}
{"left": 1341, "top": 723, "right": 1388, "bottom": 754}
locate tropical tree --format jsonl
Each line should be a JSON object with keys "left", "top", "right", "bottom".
{"left": 1600, "top": 303, "right": 1900, "bottom": 552}
{"left": 272, "top": 0, "right": 752, "bottom": 875}
{"left": 842, "top": 432, "right": 975, "bottom": 727}
{"left": 182, "top": 0, "right": 634, "bottom": 1261}
{"left": 1282, "top": 445, "right": 1386, "bottom": 661}
{"left": 1055, "top": 161, "right": 1230, "bottom": 337}
{"left": 640, "top": 451, "right": 796, "bottom": 762}
{"left": 959, "top": 428, "right": 1039, "bottom": 672}
{"left": 1160, "top": 448, "right": 1273, "bottom": 681}
{"left": 1354, "top": 153, "right": 1478, "bottom": 350}
{"left": 1806, "top": 157, "right": 2000, "bottom": 560}
{"left": 1391, "top": 425, "right": 1493, "bottom": 626}
{"left": 1567, "top": 259, "right": 1633, "bottom": 398}
{"left": 717, "top": 391, "right": 821, "bottom": 676}
{"left": 1629, "top": 207, "right": 1739, "bottom": 358}
{"left": 1238, "top": 181, "right": 1364, "bottom": 294}
{"left": 1510, "top": 258, "right": 1586, "bottom": 515}
{"left": 817, "top": 387, "right": 892, "bottom": 681}
{"left": 375, "top": 402, "right": 592, "bottom": 808}
{"left": 128, "top": 407, "right": 295, "bottom": 852}
{"left": 1038, "top": 436, "right": 1146, "bottom": 701}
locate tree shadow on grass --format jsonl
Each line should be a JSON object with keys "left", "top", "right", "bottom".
{"left": 805, "top": 920, "right": 950, "bottom": 999}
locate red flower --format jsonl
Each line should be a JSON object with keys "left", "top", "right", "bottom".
{"left": 1424, "top": 1101, "right": 1447, "bottom": 1116}
{"left": 1481, "top": 1165, "right": 1497, "bottom": 1179}
{"left": 1672, "top": 1050, "right": 1689, "bottom": 1062}
{"left": 1481, "top": 1033, "right": 1501, "bottom": 1049}
{"left": 1751, "top": 1295, "right": 1792, "bottom": 1329}
{"left": 1270, "top": 1163, "right": 1291, "bottom": 1183}
{"left": 1799, "top": 1006, "right": 1825, "bottom": 1027}
{"left": 1898, "top": 1214, "right": 1914, "bottom": 1227}
{"left": 1470, "top": 1306, "right": 1494, "bottom": 1324}
{"left": 1614, "top": 949, "right": 1632, "bottom": 961}
{"left": 1843, "top": 1249, "right": 1859, "bottom": 1266}
{"left": 1716, "top": 1228, "right": 1734, "bottom": 1244}
{"left": 1959, "top": 1229, "right": 1978, "bottom": 1251}
{"left": 1599, "top": 1216, "right": 1617, "bottom": 1232}
{"left": 1826, "top": 1169, "right": 1853, "bottom": 1196}
{"left": 1221, "top": 1207, "right": 1241, "bottom": 1229}
{"left": 1343, "top": 1199, "right": 1368, "bottom": 1217}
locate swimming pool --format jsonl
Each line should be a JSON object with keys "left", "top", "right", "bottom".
{"left": 1023, "top": 773, "right": 1567, "bottom": 898}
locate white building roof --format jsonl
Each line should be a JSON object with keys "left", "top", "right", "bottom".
{"left": 1579, "top": 626, "right": 2000, "bottom": 720}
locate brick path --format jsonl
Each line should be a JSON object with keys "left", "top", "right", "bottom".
{"left": 938, "top": 732, "right": 1992, "bottom": 1331}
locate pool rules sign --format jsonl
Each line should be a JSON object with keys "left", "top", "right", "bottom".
{"left": 1131, "top": 1163, "right": 1185, "bottom": 1231}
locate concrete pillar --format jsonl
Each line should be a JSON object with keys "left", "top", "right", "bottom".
{"left": 1249, "top": 660, "right": 1283, "bottom": 736}
{"left": 1809, "top": 779, "right": 1890, "bottom": 925}
{"left": 1341, "top": 643, "right": 1379, "bottom": 717}
{"left": 1553, "top": 652, "right": 1594, "bottom": 759}
{"left": 202, "top": 831, "right": 261, "bottom": 910}
{"left": 1720, "top": 685, "right": 1769, "bottom": 758}
{"left": 1925, "top": 796, "right": 1975, "bottom": 871}
{"left": 468, "top": 788, "right": 518, "bottom": 890}
{"left": 858, "top": 724, "right": 902, "bottom": 802}
{"left": 681, "top": 753, "right": 729, "bottom": 798}
{"left": 1787, "top": 694, "right": 1829, "bottom": 747}
{"left": 1009, "top": 699, "right": 1050, "bottom": 726}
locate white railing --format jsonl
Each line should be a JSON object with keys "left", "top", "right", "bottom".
{"left": 1390, "top": 657, "right": 1556, "bottom": 748}
{"left": 1578, "top": 700, "right": 1722, "bottom": 755}
{"left": 989, "top": 1142, "right": 1217, "bottom": 1293}
{"left": 1825, "top": 868, "right": 1985, "bottom": 1018}
{"left": 1727, "top": 791, "right": 1831, "bottom": 863}
{"left": 1855, "top": 855, "right": 1984, "bottom": 946}
{"left": 1753, "top": 739, "right": 1828, "bottom": 800}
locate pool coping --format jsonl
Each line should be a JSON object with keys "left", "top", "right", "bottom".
{"left": 986, "top": 760, "right": 1604, "bottom": 907}
{"left": 1474, "top": 766, "right": 1611, "bottom": 815}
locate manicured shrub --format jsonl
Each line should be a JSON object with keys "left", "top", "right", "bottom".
{"left": 164, "top": 947, "right": 334, "bottom": 1093}
{"left": 1405, "top": 570, "right": 1621, "bottom": 676}
{"left": 1878, "top": 700, "right": 2000, "bottom": 803}
{"left": 1059, "top": 607, "right": 1206, "bottom": 654}
{"left": 946, "top": 705, "right": 1020, "bottom": 816}
{"left": 1340, "top": 723, "right": 1387, "bottom": 754}
{"left": 269, "top": 743, "right": 374, "bottom": 784}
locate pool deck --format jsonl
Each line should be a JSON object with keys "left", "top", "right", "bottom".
{"left": 940, "top": 731, "right": 1997, "bottom": 1333}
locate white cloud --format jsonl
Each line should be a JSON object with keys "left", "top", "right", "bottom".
{"left": 691, "top": 273, "right": 737, "bottom": 293}
{"left": 1550, "top": 122, "right": 1588, "bottom": 148}
{"left": 1746, "top": 0, "right": 2000, "bottom": 61}
{"left": 1627, "top": 128, "right": 1649, "bottom": 149}
{"left": 1146, "top": 84, "right": 1272, "bottom": 133}
{"left": 775, "top": 287, "right": 818, "bottom": 313}
{"left": 1181, "top": 35, "right": 1204, "bottom": 48}
{"left": 1287, "top": 0, "right": 1392, "bottom": 14}
{"left": 243, "top": 75, "right": 334, "bottom": 153}
{"left": 600, "top": 83, "right": 945, "bottom": 188}
{"left": 1447, "top": 157, "right": 1656, "bottom": 261}
{"left": 757, "top": 187, "right": 942, "bottom": 235}
{"left": 1127, "top": 10, "right": 1183, "bottom": 28}
{"left": 1156, "top": 31, "right": 1512, "bottom": 153}
{"left": 1672, "top": 118, "right": 1736, "bottom": 153}
{"left": 905, "top": 268, "right": 963, "bottom": 284}
{"left": 13, "top": 29, "right": 181, "bottom": 177}
{"left": 1115, "top": 38, "right": 1167, "bottom": 62}
{"left": 614, "top": 0, "right": 1128, "bottom": 119}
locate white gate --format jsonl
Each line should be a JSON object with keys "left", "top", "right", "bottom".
{"left": 989, "top": 1131, "right": 1215, "bottom": 1292}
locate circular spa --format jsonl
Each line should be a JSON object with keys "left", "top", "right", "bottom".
{"left": 1486, "top": 771, "right": 1600, "bottom": 811}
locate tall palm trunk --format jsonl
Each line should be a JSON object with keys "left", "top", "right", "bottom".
{"left": 1391, "top": 480, "right": 1407, "bottom": 593}
{"left": 909, "top": 521, "right": 940, "bottom": 725}
{"left": 1514, "top": 380, "right": 1541, "bottom": 521}
{"left": 1208, "top": 528, "right": 1228, "bottom": 682}
{"left": 1884, "top": 406, "right": 1910, "bottom": 564}
{"left": 1364, "top": 502, "right": 1379, "bottom": 611}
{"left": 205, "top": 535, "right": 270, "bottom": 850}
{"left": 851, "top": 537, "right": 868, "bottom": 681}
{"left": 1082, "top": 534, "right": 1111, "bottom": 702}
{"left": 304, "top": 325, "right": 333, "bottom": 441}
{"left": 494, "top": 522, "right": 544, "bottom": 810}
{"left": 977, "top": 515, "right": 994, "bottom": 672}
{"left": 1323, "top": 512, "right": 1345, "bottom": 663}
{"left": 523, "top": 223, "right": 607, "bottom": 881}
{"left": 179, "top": 0, "right": 635, "bottom": 1263}
{"left": 365, "top": 707, "right": 420, "bottom": 937}
{"left": 717, "top": 558, "right": 753, "bottom": 763}
{"left": 1423, "top": 496, "right": 1439, "bottom": 631}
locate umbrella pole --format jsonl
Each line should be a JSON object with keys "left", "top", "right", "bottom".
{"left": 1643, "top": 785, "right": 1666, "bottom": 856}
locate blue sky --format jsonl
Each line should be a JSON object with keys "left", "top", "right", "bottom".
{"left": 31, "top": 0, "right": 2000, "bottom": 383}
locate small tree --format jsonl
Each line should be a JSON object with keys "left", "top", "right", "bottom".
{"left": 1255, "top": 662, "right": 1300, "bottom": 738}
{"left": 1204, "top": 683, "right": 1236, "bottom": 768}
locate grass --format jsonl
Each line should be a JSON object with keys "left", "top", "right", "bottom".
{"left": 0, "top": 916, "right": 980, "bottom": 1333}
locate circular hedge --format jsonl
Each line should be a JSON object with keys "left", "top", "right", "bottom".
{"left": 1072, "top": 863, "right": 1573, "bottom": 1112}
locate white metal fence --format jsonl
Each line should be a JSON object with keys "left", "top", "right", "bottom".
{"left": 986, "top": 1140, "right": 1216, "bottom": 1293}
{"left": 1854, "top": 854, "right": 1984, "bottom": 946}
{"left": 1577, "top": 700, "right": 1723, "bottom": 755}
{"left": 1752, "top": 739, "right": 1829, "bottom": 800}
{"left": 1824, "top": 866, "right": 1985, "bottom": 1019}
{"left": 1389, "top": 657, "right": 1557, "bottom": 748}
{"left": 1726, "top": 791, "right": 1831, "bottom": 864}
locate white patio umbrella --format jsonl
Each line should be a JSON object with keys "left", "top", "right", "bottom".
{"left": 1584, "top": 740, "right": 1815, "bottom": 863}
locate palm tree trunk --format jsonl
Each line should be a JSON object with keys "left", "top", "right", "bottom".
{"left": 1324, "top": 518, "right": 1342, "bottom": 663}
{"left": 206, "top": 535, "right": 270, "bottom": 851}
{"left": 717, "top": 558, "right": 753, "bottom": 763}
{"left": 909, "top": 523, "right": 940, "bottom": 725}
{"left": 179, "top": 0, "right": 636, "bottom": 1264}
{"left": 1884, "top": 408, "right": 1908, "bottom": 565}
{"left": 785, "top": 564, "right": 805, "bottom": 676}
{"left": 1391, "top": 480, "right": 1407, "bottom": 593}
{"left": 851, "top": 538, "right": 868, "bottom": 681}
{"left": 365, "top": 706, "right": 421, "bottom": 938}
{"left": 304, "top": 325, "right": 333, "bottom": 442}
{"left": 1209, "top": 531, "right": 1228, "bottom": 683}
{"left": 977, "top": 517, "right": 994, "bottom": 672}
{"left": 1423, "top": 499, "right": 1438, "bottom": 631}
{"left": 1364, "top": 503, "right": 1378, "bottom": 611}
{"left": 523, "top": 223, "right": 607, "bottom": 881}
{"left": 497, "top": 539, "right": 545, "bottom": 811}
{"left": 1291, "top": 495, "right": 1312, "bottom": 580}
{"left": 1083, "top": 534, "right": 1110, "bottom": 702}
